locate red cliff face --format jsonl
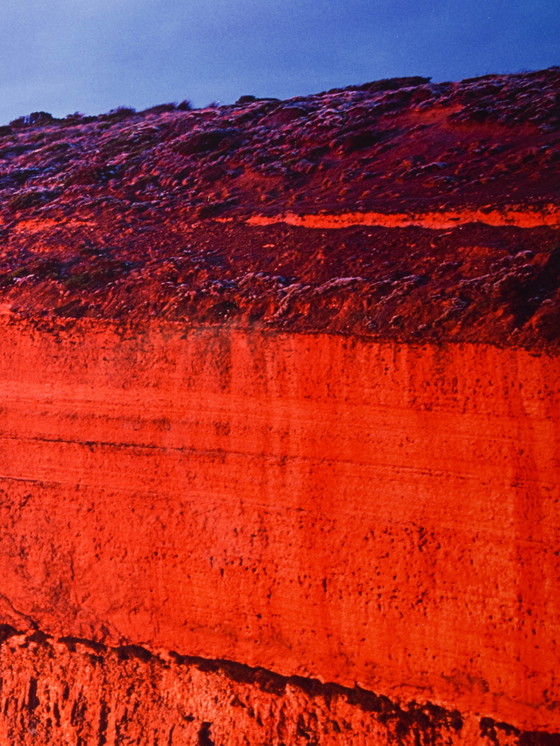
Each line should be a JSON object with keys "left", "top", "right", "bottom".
{"left": 0, "top": 69, "right": 558, "bottom": 744}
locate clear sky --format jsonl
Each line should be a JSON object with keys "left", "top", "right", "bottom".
{"left": 0, "top": 0, "right": 558, "bottom": 123}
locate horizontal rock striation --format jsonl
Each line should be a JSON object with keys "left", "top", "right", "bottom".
{"left": 0, "top": 320, "right": 559, "bottom": 739}
{"left": 245, "top": 204, "right": 560, "bottom": 229}
{"left": 0, "top": 68, "right": 558, "bottom": 742}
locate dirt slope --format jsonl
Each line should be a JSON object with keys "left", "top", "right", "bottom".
{"left": 0, "top": 67, "right": 558, "bottom": 346}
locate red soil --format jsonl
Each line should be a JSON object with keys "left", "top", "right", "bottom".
{"left": 0, "top": 69, "right": 558, "bottom": 744}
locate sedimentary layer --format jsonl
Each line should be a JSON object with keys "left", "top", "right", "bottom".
{"left": 0, "top": 69, "right": 558, "bottom": 742}
{"left": 0, "top": 318, "right": 558, "bottom": 741}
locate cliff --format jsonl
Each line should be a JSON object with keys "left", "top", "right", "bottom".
{"left": 0, "top": 69, "right": 558, "bottom": 744}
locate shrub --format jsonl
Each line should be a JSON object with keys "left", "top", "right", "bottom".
{"left": 7, "top": 190, "right": 49, "bottom": 211}
{"left": 142, "top": 102, "right": 177, "bottom": 115}
{"left": 173, "top": 128, "right": 240, "bottom": 156}
{"left": 10, "top": 111, "right": 54, "bottom": 128}
{"left": 103, "top": 106, "right": 136, "bottom": 121}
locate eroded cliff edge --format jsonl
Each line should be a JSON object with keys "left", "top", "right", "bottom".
{"left": 0, "top": 322, "right": 559, "bottom": 744}
{"left": 0, "top": 69, "right": 558, "bottom": 744}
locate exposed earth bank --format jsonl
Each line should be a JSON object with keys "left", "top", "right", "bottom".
{"left": 0, "top": 69, "right": 558, "bottom": 744}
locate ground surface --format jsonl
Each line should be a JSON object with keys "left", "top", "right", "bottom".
{"left": 0, "top": 67, "right": 558, "bottom": 346}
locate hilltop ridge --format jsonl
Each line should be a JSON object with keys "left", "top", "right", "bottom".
{"left": 0, "top": 67, "right": 558, "bottom": 343}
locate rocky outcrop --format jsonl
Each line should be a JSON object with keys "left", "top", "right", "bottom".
{"left": 0, "top": 69, "right": 558, "bottom": 742}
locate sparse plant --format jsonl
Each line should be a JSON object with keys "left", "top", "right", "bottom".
{"left": 9, "top": 111, "right": 54, "bottom": 128}
{"left": 103, "top": 106, "right": 136, "bottom": 121}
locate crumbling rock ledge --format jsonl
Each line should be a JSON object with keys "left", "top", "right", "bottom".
{"left": 0, "top": 626, "right": 557, "bottom": 746}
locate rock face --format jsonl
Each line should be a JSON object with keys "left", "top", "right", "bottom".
{"left": 0, "top": 69, "right": 558, "bottom": 743}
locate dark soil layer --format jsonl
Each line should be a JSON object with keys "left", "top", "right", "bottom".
{"left": 0, "top": 67, "right": 558, "bottom": 345}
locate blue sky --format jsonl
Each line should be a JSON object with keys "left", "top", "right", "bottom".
{"left": 0, "top": 0, "right": 558, "bottom": 123}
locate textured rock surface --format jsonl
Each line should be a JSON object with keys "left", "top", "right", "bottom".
{"left": 0, "top": 69, "right": 558, "bottom": 742}
{"left": 0, "top": 628, "right": 555, "bottom": 746}
{"left": 0, "top": 320, "right": 559, "bottom": 740}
